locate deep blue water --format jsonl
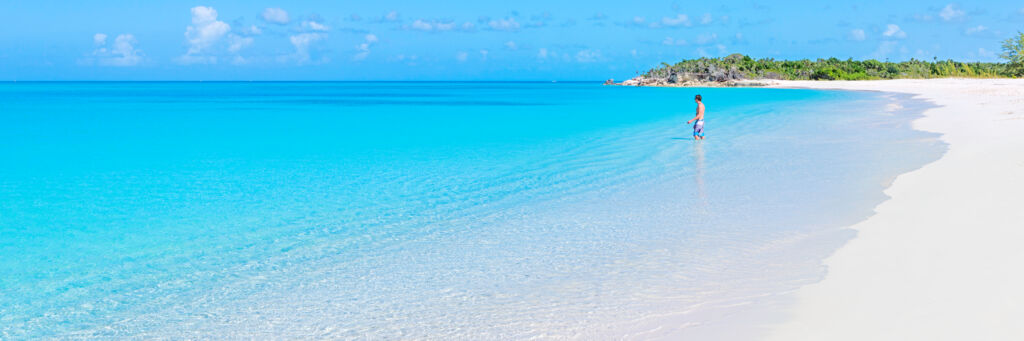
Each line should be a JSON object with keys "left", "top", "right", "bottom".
{"left": 0, "top": 82, "right": 942, "bottom": 338}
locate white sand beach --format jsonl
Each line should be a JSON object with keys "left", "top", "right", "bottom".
{"left": 765, "top": 79, "right": 1024, "bottom": 340}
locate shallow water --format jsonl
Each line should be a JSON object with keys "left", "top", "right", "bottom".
{"left": 0, "top": 82, "right": 943, "bottom": 338}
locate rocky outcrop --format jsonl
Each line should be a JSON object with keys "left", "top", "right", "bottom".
{"left": 615, "top": 75, "right": 774, "bottom": 87}
{"left": 623, "top": 65, "right": 749, "bottom": 86}
{"left": 613, "top": 54, "right": 773, "bottom": 87}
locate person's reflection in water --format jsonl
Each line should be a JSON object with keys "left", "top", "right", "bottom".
{"left": 694, "top": 141, "right": 709, "bottom": 212}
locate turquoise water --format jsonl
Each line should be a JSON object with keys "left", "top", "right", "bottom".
{"left": 0, "top": 82, "right": 941, "bottom": 338}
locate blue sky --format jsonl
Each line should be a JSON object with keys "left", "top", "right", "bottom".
{"left": 1, "top": 0, "right": 1022, "bottom": 80}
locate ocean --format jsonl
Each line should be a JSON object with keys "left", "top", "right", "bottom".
{"left": 0, "top": 82, "right": 942, "bottom": 338}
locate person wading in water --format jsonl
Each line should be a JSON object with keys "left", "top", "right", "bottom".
{"left": 686, "top": 94, "right": 705, "bottom": 140}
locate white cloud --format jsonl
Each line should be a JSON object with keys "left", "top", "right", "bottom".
{"left": 91, "top": 33, "right": 142, "bottom": 66}
{"left": 695, "top": 45, "right": 728, "bottom": 57}
{"left": 965, "top": 25, "right": 986, "bottom": 35}
{"left": 504, "top": 41, "right": 517, "bottom": 50}
{"left": 695, "top": 33, "right": 717, "bottom": 45}
{"left": 353, "top": 33, "right": 376, "bottom": 61}
{"left": 411, "top": 20, "right": 433, "bottom": 31}
{"left": 701, "top": 13, "right": 713, "bottom": 24}
{"left": 939, "top": 4, "right": 964, "bottom": 21}
{"left": 384, "top": 11, "right": 399, "bottom": 22}
{"left": 389, "top": 54, "right": 419, "bottom": 63}
{"left": 633, "top": 16, "right": 646, "bottom": 24}
{"left": 176, "top": 7, "right": 257, "bottom": 64}
{"left": 883, "top": 24, "right": 906, "bottom": 39}
{"left": 290, "top": 32, "right": 326, "bottom": 63}
{"left": 659, "top": 14, "right": 691, "bottom": 27}
{"left": 228, "top": 35, "right": 253, "bottom": 52}
{"left": 630, "top": 49, "right": 638, "bottom": 57}
{"left": 408, "top": 19, "right": 458, "bottom": 32}
{"left": 181, "top": 6, "right": 230, "bottom": 63}
{"left": 109, "top": 35, "right": 142, "bottom": 66}
{"left": 662, "top": 37, "right": 687, "bottom": 46}
{"left": 262, "top": 8, "right": 290, "bottom": 24}
{"left": 871, "top": 40, "right": 900, "bottom": 59}
{"left": 291, "top": 33, "right": 324, "bottom": 51}
{"left": 575, "top": 49, "right": 600, "bottom": 62}
{"left": 538, "top": 48, "right": 548, "bottom": 59}
{"left": 435, "top": 22, "right": 456, "bottom": 31}
{"left": 488, "top": 17, "right": 520, "bottom": 31}
{"left": 354, "top": 44, "right": 371, "bottom": 60}
{"left": 303, "top": 20, "right": 329, "bottom": 31}
{"left": 978, "top": 47, "right": 994, "bottom": 58}
{"left": 456, "top": 51, "right": 468, "bottom": 62}
{"left": 479, "top": 49, "right": 489, "bottom": 60}
{"left": 850, "top": 29, "right": 866, "bottom": 41}
{"left": 914, "top": 14, "right": 934, "bottom": 21}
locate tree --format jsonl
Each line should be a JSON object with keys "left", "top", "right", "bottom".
{"left": 1001, "top": 31, "right": 1024, "bottom": 76}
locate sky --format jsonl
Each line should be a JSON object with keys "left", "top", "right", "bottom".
{"left": 1, "top": 0, "right": 1022, "bottom": 80}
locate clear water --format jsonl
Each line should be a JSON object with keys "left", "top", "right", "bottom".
{"left": 0, "top": 82, "right": 942, "bottom": 339}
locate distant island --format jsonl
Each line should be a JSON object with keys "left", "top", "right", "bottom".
{"left": 613, "top": 32, "right": 1024, "bottom": 86}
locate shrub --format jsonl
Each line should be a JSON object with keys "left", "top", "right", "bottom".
{"left": 1001, "top": 31, "right": 1024, "bottom": 77}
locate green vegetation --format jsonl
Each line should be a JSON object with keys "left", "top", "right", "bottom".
{"left": 636, "top": 33, "right": 1024, "bottom": 83}
{"left": 1001, "top": 31, "right": 1024, "bottom": 77}
{"left": 644, "top": 54, "right": 1016, "bottom": 82}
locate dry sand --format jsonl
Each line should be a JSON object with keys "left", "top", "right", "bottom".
{"left": 763, "top": 79, "right": 1024, "bottom": 340}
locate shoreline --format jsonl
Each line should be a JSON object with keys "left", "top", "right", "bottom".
{"left": 763, "top": 79, "right": 1024, "bottom": 340}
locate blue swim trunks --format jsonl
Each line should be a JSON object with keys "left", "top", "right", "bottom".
{"left": 693, "top": 119, "right": 704, "bottom": 137}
